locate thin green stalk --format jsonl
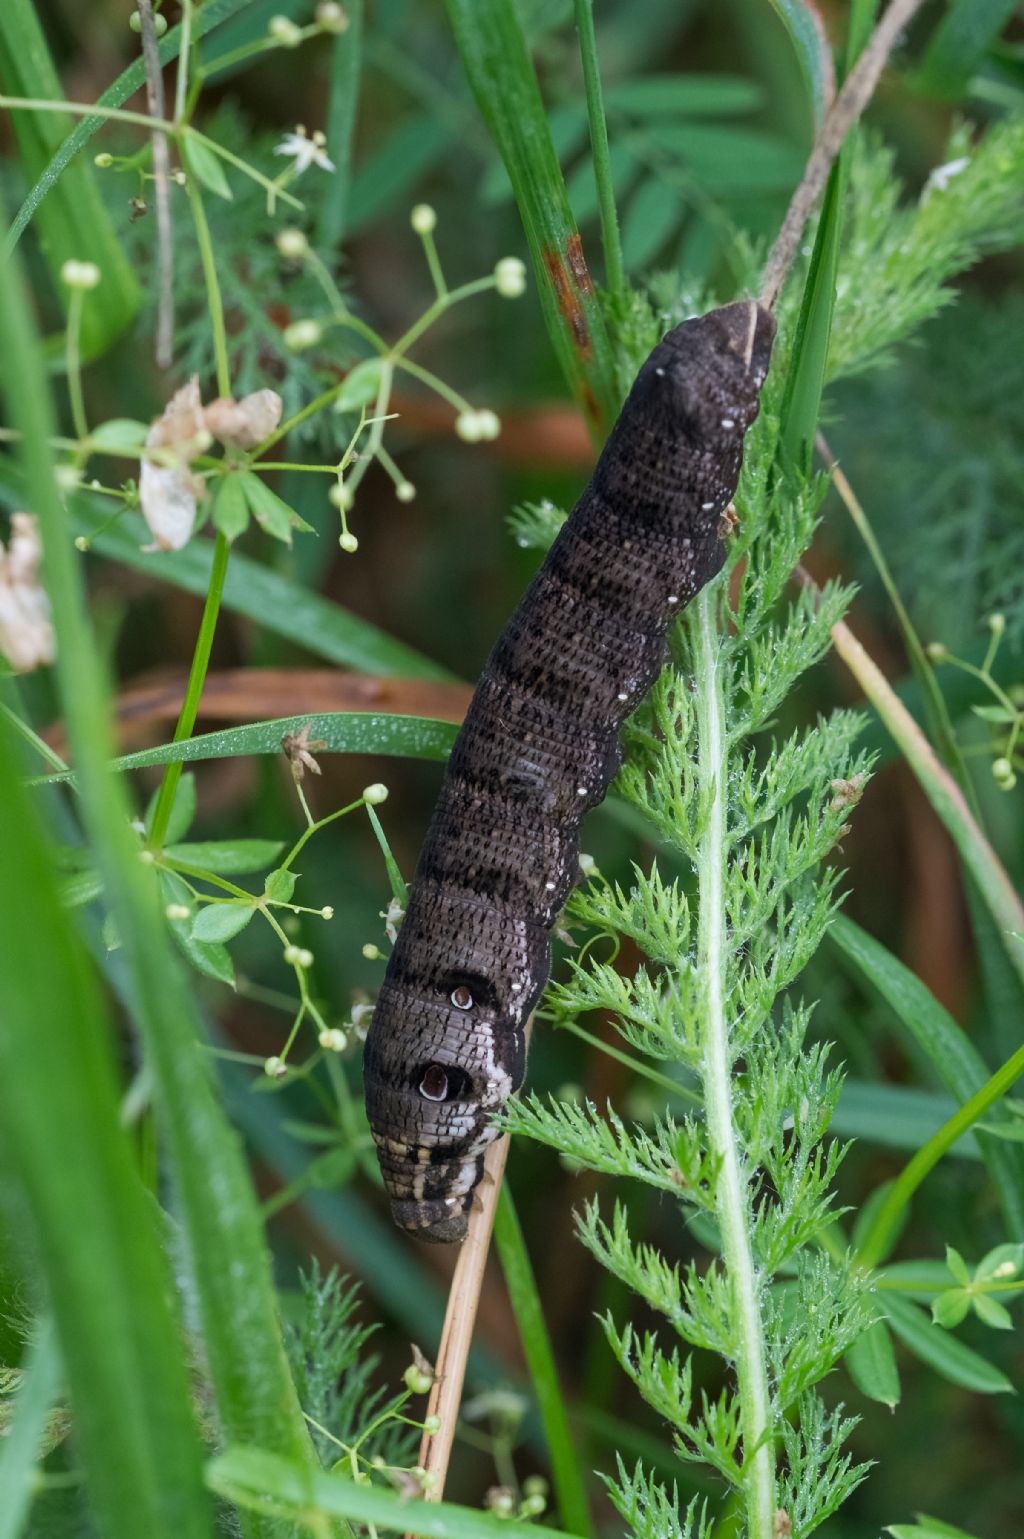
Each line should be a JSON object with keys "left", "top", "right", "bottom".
{"left": 693, "top": 589, "right": 774, "bottom": 1536}
{"left": 858, "top": 1038, "right": 1024, "bottom": 1269}
{"left": 573, "top": 0, "right": 623, "bottom": 299}
{"left": 185, "top": 173, "right": 229, "bottom": 395}
{"left": 492, "top": 1188, "right": 594, "bottom": 1538}
{"left": 65, "top": 287, "right": 89, "bottom": 441}
{"left": 147, "top": 530, "right": 230, "bottom": 850}
{"left": 173, "top": 0, "right": 193, "bottom": 123}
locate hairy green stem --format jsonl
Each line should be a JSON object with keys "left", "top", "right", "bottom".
{"left": 573, "top": 0, "right": 623, "bottom": 299}
{"left": 146, "top": 530, "right": 230, "bottom": 849}
{"left": 693, "top": 589, "right": 775, "bottom": 1534}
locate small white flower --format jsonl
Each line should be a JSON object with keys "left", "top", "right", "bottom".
{"left": 339, "top": 530, "right": 359, "bottom": 553}
{"left": 328, "top": 481, "right": 353, "bottom": 510}
{"left": 395, "top": 480, "right": 416, "bottom": 503}
{"left": 494, "top": 256, "right": 527, "bottom": 298}
{"left": 382, "top": 897, "right": 404, "bottom": 943}
{"left": 410, "top": 203, "right": 437, "bottom": 235}
{"left": 362, "top": 782, "right": 389, "bottom": 805}
{"left": 273, "top": 126, "right": 335, "bottom": 177}
{"left": 264, "top": 1055, "right": 288, "bottom": 1078}
{"left": 0, "top": 513, "right": 55, "bottom": 673}
{"left": 284, "top": 318, "right": 323, "bottom": 351}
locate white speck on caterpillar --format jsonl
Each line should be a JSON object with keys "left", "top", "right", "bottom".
{"left": 544, "top": 880, "right": 556, "bottom": 890}
{"left": 617, "top": 691, "right": 628, "bottom": 701}
{"left": 654, "top": 366, "right": 666, "bottom": 376}
{"left": 721, "top": 417, "right": 735, "bottom": 428}
{"left": 668, "top": 595, "right": 678, "bottom": 604}
{"left": 702, "top": 500, "right": 715, "bottom": 510}
{"left": 576, "top": 786, "right": 587, "bottom": 796}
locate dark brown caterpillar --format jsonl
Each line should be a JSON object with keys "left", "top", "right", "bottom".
{"left": 363, "top": 300, "right": 776, "bottom": 1242}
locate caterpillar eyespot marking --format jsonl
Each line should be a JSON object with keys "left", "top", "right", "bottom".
{"left": 363, "top": 299, "right": 776, "bottom": 1243}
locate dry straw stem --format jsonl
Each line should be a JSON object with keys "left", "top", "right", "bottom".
{"left": 795, "top": 567, "right": 1024, "bottom": 987}
{"left": 412, "top": 1133, "right": 511, "bottom": 1509}
{"left": 760, "top": 0, "right": 930, "bottom": 310}
{"left": 136, "top": 0, "right": 173, "bottom": 369}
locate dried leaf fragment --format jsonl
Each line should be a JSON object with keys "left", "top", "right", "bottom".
{"left": 0, "top": 513, "right": 55, "bottom": 672}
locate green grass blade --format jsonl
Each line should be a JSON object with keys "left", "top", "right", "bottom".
{"left": 0, "top": 183, "right": 340, "bottom": 1539}
{"left": 883, "top": 1295, "right": 1013, "bottom": 1395}
{"left": 493, "top": 1188, "right": 594, "bottom": 1538}
{"left": 0, "top": 729, "right": 211, "bottom": 1539}
{"left": 766, "top": 0, "right": 834, "bottom": 128}
{"left": 0, "top": 1317, "right": 63, "bottom": 1539}
{"left": 31, "top": 712, "right": 457, "bottom": 786}
{"left": 75, "top": 508, "right": 456, "bottom": 679}
{"left": 0, "top": 0, "right": 140, "bottom": 356}
{"left": 915, "top": 0, "right": 1018, "bottom": 99}
{"left": 857, "top": 1037, "right": 1024, "bottom": 1268}
{"left": 209, "top": 1446, "right": 569, "bottom": 1537}
{"left": 317, "top": 0, "right": 363, "bottom": 252}
{"left": 443, "top": 0, "right": 619, "bottom": 438}
{"left": 5, "top": 0, "right": 253, "bottom": 252}
{"left": 832, "top": 914, "right": 1024, "bottom": 1238}
{"left": 778, "top": 155, "right": 845, "bottom": 472}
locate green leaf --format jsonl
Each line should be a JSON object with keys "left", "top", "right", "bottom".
{"left": 604, "top": 74, "right": 765, "bottom": 118}
{"left": 493, "top": 1189, "right": 594, "bottom": 1537}
{"left": 975, "top": 1241, "right": 1024, "bottom": 1282}
{"left": 334, "top": 357, "right": 386, "bottom": 412}
{"left": 884, "top": 1294, "right": 1014, "bottom": 1393}
{"left": 931, "top": 1290, "right": 970, "bottom": 1329}
{"left": 0, "top": 725, "right": 210, "bottom": 1539}
{"left": 89, "top": 418, "right": 149, "bottom": 455}
{"left": 191, "top": 902, "right": 255, "bottom": 943}
{"left": 972, "top": 1293, "right": 1013, "bottom": 1331}
{"left": 145, "top": 770, "right": 196, "bottom": 845}
{"left": 212, "top": 474, "right": 250, "bottom": 542}
{"left": 844, "top": 1317, "right": 901, "bottom": 1408}
{"left": 767, "top": 0, "right": 834, "bottom": 127}
{"left": 316, "top": 0, "right": 363, "bottom": 250}
{"left": 263, "top": 867, "right": 297, "bottom": 904}
{"left": 165, "top": 838, "right": 285, "bottom": 875}
{"left": 621, "top": 177, "right": 681, "bottom": 271}
{"left": 945, "top": 1245, "right": 970, "bottom": 1286}
{"left": 346, "top": 112, "right": 453, "bottom": 236}
{"left": 61, "top": 502, "right": 456, "bottom": 679}
{"left": 209, "top": 1444, "right": 570, "bottom": 1538}
{"left": 970, "top": 702, "right": 1017, "bottom": 723}
{"left": 0, "top": 0, "right": 141, "bottom": 355}
{"left": 0, "top": 1316, "right": 62, "bottom": 1539}
{"left": 33, "top": 712, "right": 457, "bottom": 785}
{"left": 443, "top": 0, "right": 619, "bottom": 438}
{"left": 831, "top": 915, "right": 1024, "bottom": 1238}
{"left": 887, "top": 1517, "right": 982, "bottom": 1539}
{"left": 915, "top": 0, "right": 1018, "bottom": 99}
{"left": 975, "top": 1118, "right": 1024, "bottom": 1142}
{"left": 239, "top": 472, "right": 295, "bottom": 545}
{"left": 59, "top": 869, "right": 104, "bottom": 908}
{"left": 183, "top": 134, "right": 233, "bottom": 200}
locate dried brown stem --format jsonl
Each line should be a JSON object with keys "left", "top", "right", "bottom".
{"left": 137, "top": 0, "right": 174, "bottom": 369}
{"left": 411, "top": 1133, "right": 510, "bottom": 1515}
{"left": 760, "top": 0, "right": 929, "bottom": 311}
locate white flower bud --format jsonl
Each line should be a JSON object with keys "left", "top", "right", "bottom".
{"left": 395, "top": 480, "right": 416, "bottom": 503}
{"left": 988, "top": 612, "right": 1006, "bottom": 636}
{"left": 362, "top": 782, "right": 389, "bottom": 805}
{"left": 316, "top": 1, "right": 349, "bottom": 31}
{"left": 362, "top": 943, "right": 383, "bottom": 960}
{"left": 264, "top": 1055, "right": 288, "bottom": 1078}
{"left": 328, "top": 481, "right": 353, "bottom": 510}
{"left": 165, "top": 903, "right": 191, "bottom": 921}
{"left": 339, "top": 530, "right": 359, "bottom": 553}
{"left": 130, "top": 9, "right": 167, "bottom": 34}
{"left": 321, "top": 905, "right": 335, "bottom": 919}
{"left": 60, "top": 259, "right": 101, "bottom": 290}
{"left": 318, "top": 1027, "right": 348, "bottom": 1051}
{"left": 275, "top": 227, "right": 309, "bottom": 259}
{"left": 94, "top": 152, "right": 114, "bottom": 168}
{"left": 410, "top": 203, "right": 437, "bottom": 235}
{"left": 269, "top": 15, "right": 303, "bottom": 45}
{"left": 494, "top": 256, "right": 527, "bottom": 298}
{"left": 283, "top": 318, "right": 323, "bottom": 351}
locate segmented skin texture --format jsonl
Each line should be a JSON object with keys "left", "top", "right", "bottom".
{"left": 363, "top": 300, "right": 776, "bottom": 1242}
